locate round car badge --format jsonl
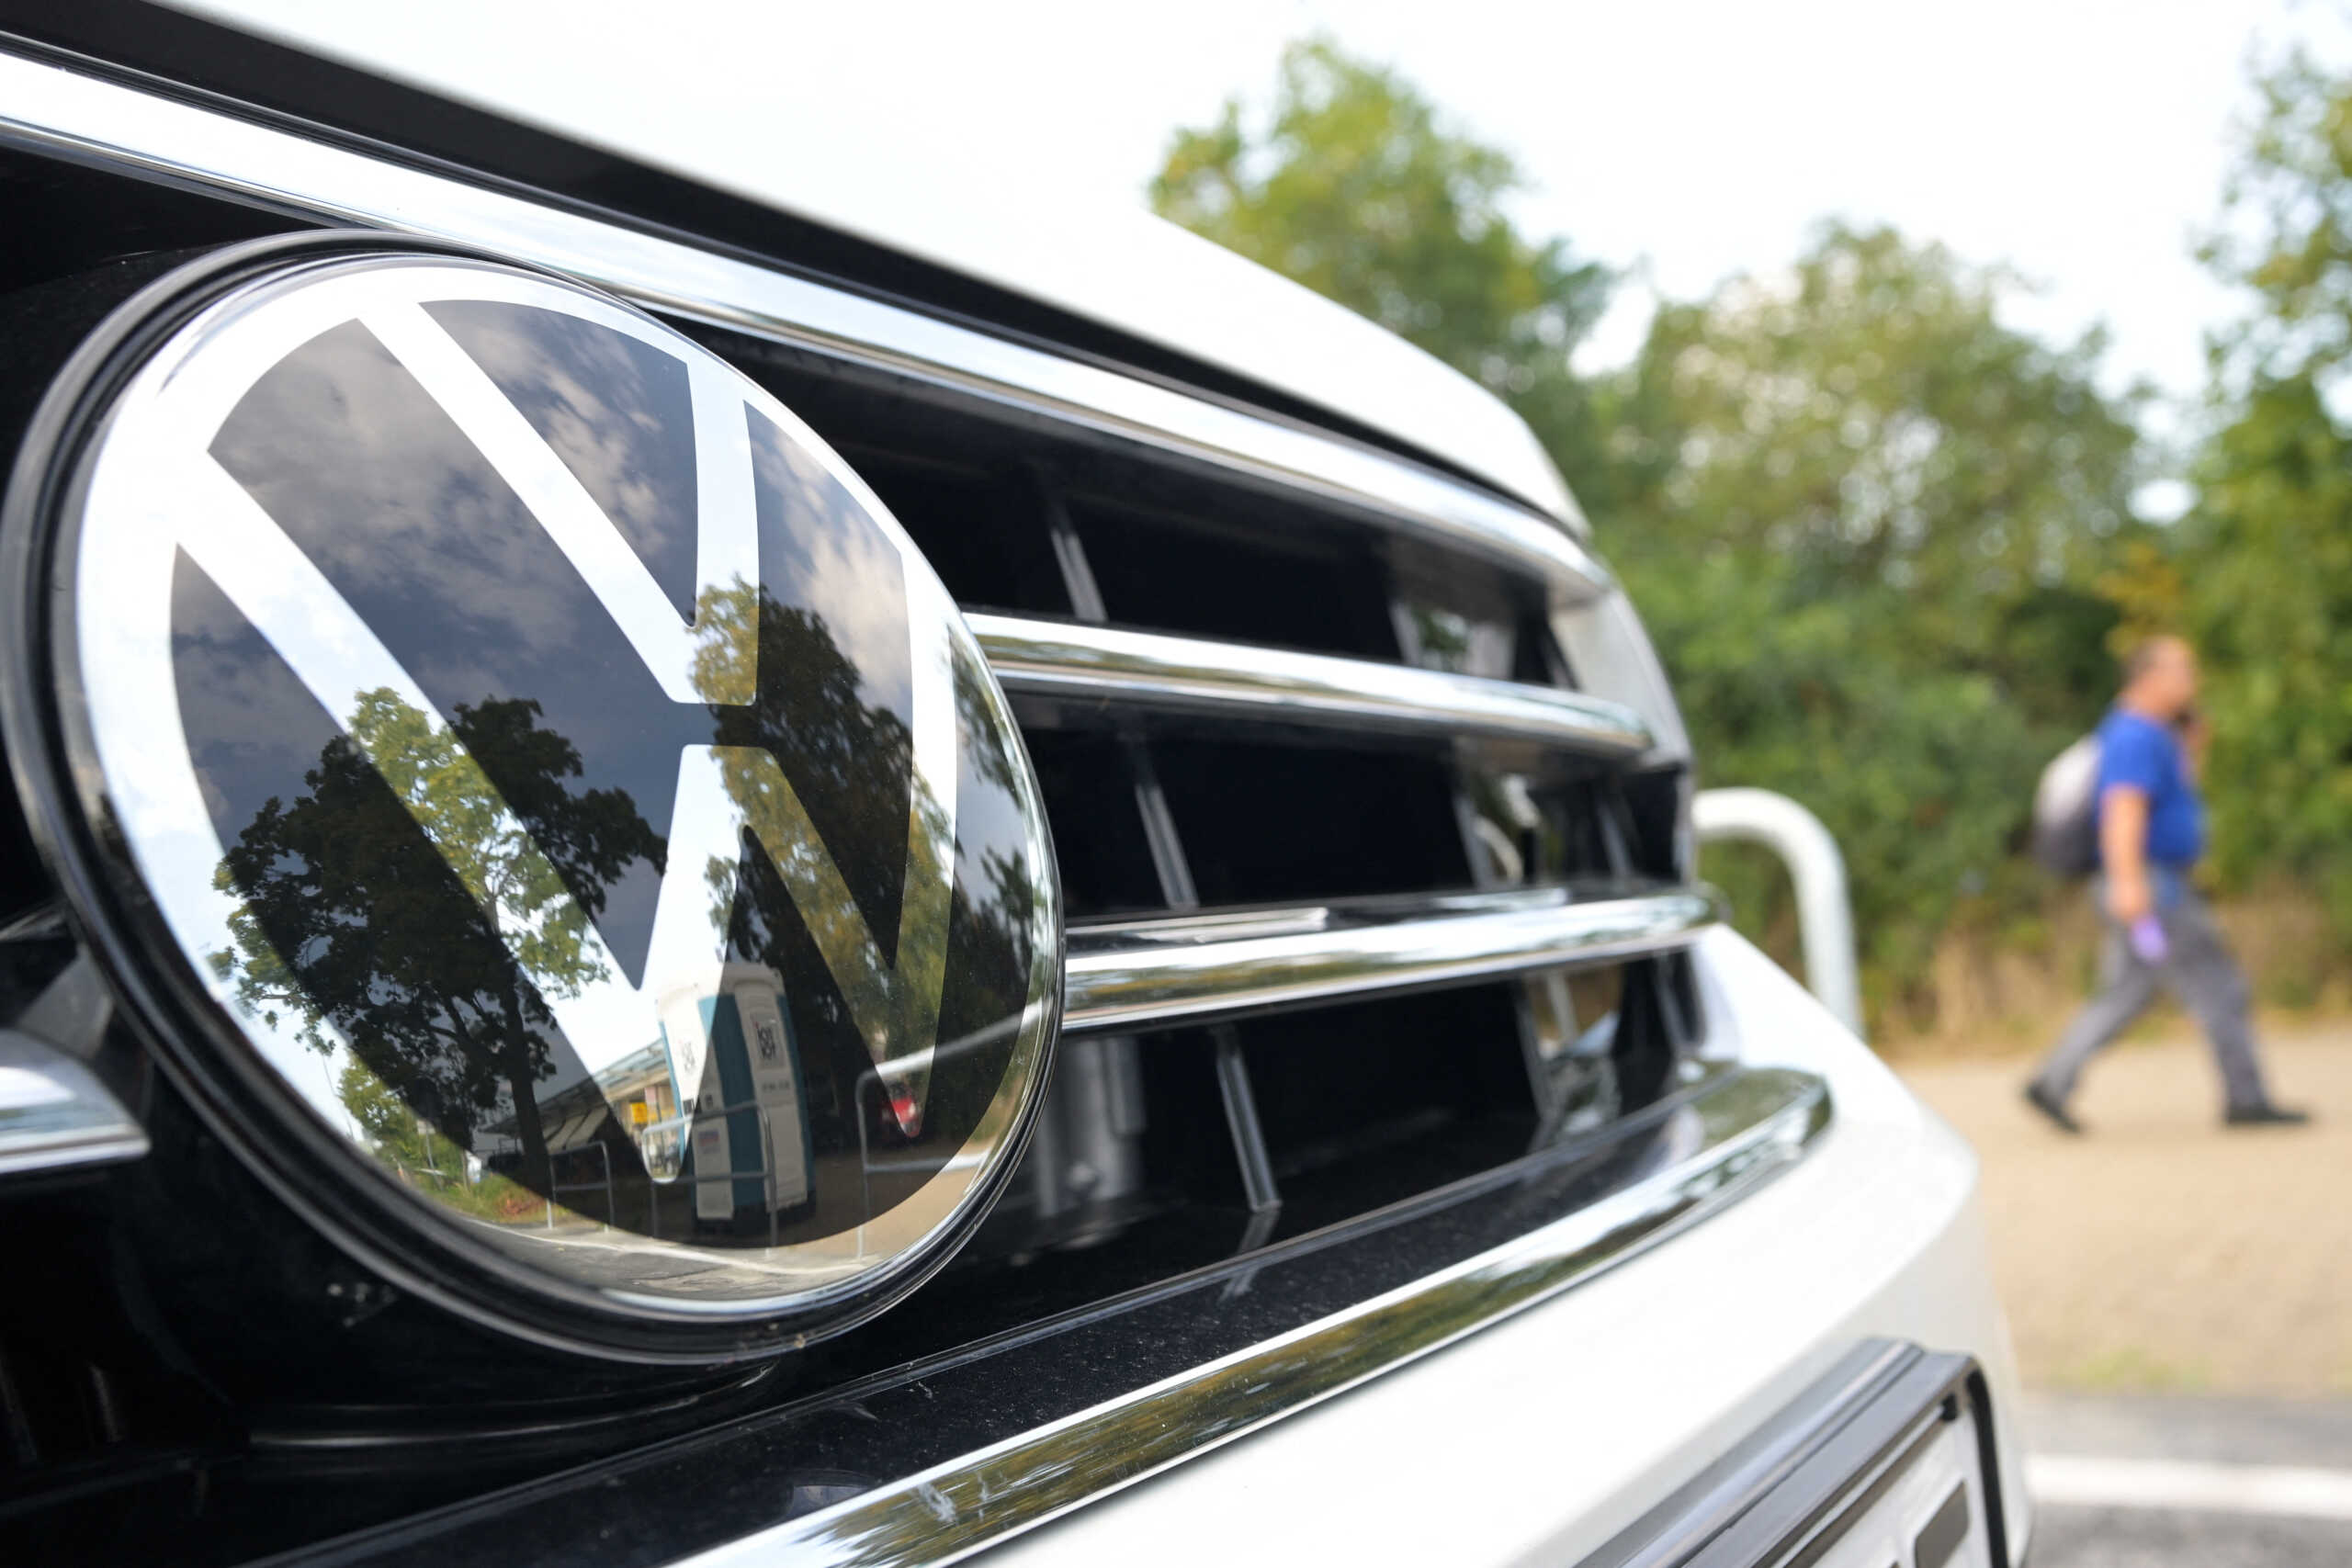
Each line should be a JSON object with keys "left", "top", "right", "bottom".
{"left": 3, "top": 238, "right": 1062, "bottom": 1358}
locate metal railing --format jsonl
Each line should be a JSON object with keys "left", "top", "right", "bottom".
{"left": 1692, "top": 787, "right": 1863, "bottom": 1036}
{"left": 635, "top": 1099, "right": 798, "bottom": 1246}
{"left": 545, "top": 1138, "right": 617, "bottom": 1230}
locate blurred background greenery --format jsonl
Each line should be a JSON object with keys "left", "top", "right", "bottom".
{"left": 1149, "top": 38, "right": 2352, "bottom": 1044}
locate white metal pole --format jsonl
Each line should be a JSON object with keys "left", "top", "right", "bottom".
{"left": 1692, "top": 787, "right": 1865, "bottom": 1038}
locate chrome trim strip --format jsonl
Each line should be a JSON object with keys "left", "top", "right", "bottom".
{"left": 676, "top": 1064, "right": 1831, "bottom": 1568}
{"left": 1062, "top": 883, "right": 1721, "bottom": 1033}
{"left": 0, "top": 49, "right": 1610, "bottom": 603}
{"left": 1580, "top": 1341, "right": 1928, "bottom": 1568}
{"left": 1584, "top": 1340, "right": 1996, "bottom": 1568}
{"left": 970, "top": 613, "right": 1653, "bottom": 755}
{"left": 0, "top": 1029, "right": 148, "bottom": 1176}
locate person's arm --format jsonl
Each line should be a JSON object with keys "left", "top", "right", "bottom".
{"left": 2102, "top": 784, "right": 2152, "bottom": 923}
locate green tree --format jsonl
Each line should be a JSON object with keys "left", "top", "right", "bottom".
{"left": 1150, "top": 37, "right": 1613, "bottom": 479}
{"left": 336, "top": 1057, "right": 543, "bottom": 1220}
{"left": 1607, "top": 225, "right": 2143, "bottom": 664}
{"left": 695, "top": 581, "right": 949, "bottom": 1135}
{"left": 1604, "top": 226, "right": 2149, "bottom": 1020}
{"left": 339, "top": 1055, "right": 435, "bottom": 1168}
{"left": 2174, "top": 46, "right": 2352, "bottom": 929}
{"left": 1152, "top": 40, "right": 2153, "bottom": 1028}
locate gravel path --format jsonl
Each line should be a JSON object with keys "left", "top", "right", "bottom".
{"left": 1896, "top": 1030, "right": 2352, "bottom": 1397}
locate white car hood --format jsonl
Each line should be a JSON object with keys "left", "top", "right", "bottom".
{"left": 165, "top": 1, "right": 1577, "bottom": 524}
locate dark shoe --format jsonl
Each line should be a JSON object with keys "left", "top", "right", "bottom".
{"left": 2224, "top": 1103, "right": 2311, "bottom": 1128}
{"left": 2024, "top": 1081, "right": 2084, "bottom": 1134}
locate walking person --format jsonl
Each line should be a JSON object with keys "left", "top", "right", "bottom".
{"left": 2025, "top": 637, "right": 2310, "bottom": 1133}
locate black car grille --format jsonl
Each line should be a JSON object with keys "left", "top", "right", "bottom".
{"left": 0, "top": 78, "right": 1721, "bottom": 1564}
{"left": 701, "top": 329, "right": 1706, "bottom": 1285}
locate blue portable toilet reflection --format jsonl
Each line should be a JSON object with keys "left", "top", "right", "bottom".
{"left": 658, "top": 965, "right": 816, "bottom": 1227}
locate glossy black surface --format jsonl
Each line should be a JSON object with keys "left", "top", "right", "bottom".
{"left": 0, "top": 145, "right": 299, "bottom": 305}
{"left": 164, "top": 285, "right": 1043, "bottom": 1248}
{"left": 260, "top": 1066, "right": 1817, "bottom": 1568}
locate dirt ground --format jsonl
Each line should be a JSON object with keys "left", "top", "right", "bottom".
{"left": 1895, "top": 1028, "right": 2352, "bottom": 1397}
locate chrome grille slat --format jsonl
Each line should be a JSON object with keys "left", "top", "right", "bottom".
{"left": 0, "top": 1029, "right": 148, "bottom": 1177}
{"left": 1062, "top": 883, "right": 1721, "bottom": 1033}
{"left": 971, "top": 614, "right": 1653, "bottom": 756}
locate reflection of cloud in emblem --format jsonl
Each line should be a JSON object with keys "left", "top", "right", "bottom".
{"left": 749, "top": 419, "right": 915, "bottom": 719}
{"left": 425, "top": 300, "right": 703, "bottom": 620}
{"left": 210, "top": 321, "right": 593, "bottom": 693}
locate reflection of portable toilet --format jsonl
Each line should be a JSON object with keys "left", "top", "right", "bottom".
{"left": 658, "top": 966, "right": 815, "bottom": 1225}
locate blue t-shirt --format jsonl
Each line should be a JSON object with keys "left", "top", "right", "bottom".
{"left": 2096, "top": 709, "right": 2204, "bottom": 869}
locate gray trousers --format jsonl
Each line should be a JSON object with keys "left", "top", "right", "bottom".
{"left": 2031, "top": 883, "right": 2270, "bottom": 1111}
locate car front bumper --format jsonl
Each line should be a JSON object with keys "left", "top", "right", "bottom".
{"left": 979, "top": 928, "right": 2029, "bottom": 1568}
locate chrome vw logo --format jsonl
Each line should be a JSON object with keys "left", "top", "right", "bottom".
{"left": 22, "top": 244, "right": 1060, "bottom": 1334}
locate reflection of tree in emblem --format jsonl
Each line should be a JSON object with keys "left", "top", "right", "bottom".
{"left": 202, "top": 566, "right": 1034, "bottom": 1231}
{"left": 696, "top": 581, "right": 952, "bottom": 1136}
{"left": 210, "top": 690, "right": 662, "bottom": 1194}
{"left": 334, "top": 1056, "right": 543, "bottom": 1222}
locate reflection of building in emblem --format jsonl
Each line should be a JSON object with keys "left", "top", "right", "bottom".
{"left": 479, "top": 1039, "right": 684, "bottom": 1203}
{"left": 482, "top": 964, "right": 820, "bottom": 1228}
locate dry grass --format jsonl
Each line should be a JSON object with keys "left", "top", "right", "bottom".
{"left": 1873, "top": 882, "right": 2352, "bottom": 1059}
{"left": 1899, "top": 1028, "right": 2352, "bottom": 1396}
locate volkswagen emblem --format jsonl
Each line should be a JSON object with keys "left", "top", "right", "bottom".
{"left": 1, "top": 236, "right": 1063, "bottom": 1359}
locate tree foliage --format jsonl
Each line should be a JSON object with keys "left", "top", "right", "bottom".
{"left": 1150, "top": 37, "right": 1613, "bottom": 478}
{"left": 1153, "top": 40, "right": 2154, "bottom": 1027}
{"left": 1603, "top": 227, "right": 2149, "bottom": 1014}
{"left": 2167, "top": 47, "right": 2352, "bottom": 930}
{"left": 1609, "top": 227, "right": 2142, "bottom": 655}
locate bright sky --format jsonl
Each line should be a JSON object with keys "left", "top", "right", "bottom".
{"left": 202, "top": 0, "right": 2352, "bottom": 486}
{"left": 798, "top": 0, "right": 2346, "bottom": 427}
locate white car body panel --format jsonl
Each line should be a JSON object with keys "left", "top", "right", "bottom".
{"left": 988, "top": 931, "right": 2030, "bottom": 1566}
{"left": 163, "top": 0, "right": 1580, "bottom": 525}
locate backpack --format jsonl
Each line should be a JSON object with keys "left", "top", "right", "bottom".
{"left": 2031, "top": 733, "right": 2102, "bottom": 877}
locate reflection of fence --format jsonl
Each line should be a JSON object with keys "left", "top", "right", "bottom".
{"left": 635, "top": 1099, "right": 793, "bottom": 1246}
{"left": 431, "top": 1012, "right": 1036, "bottom": 1252}
{"left": 546, "top": 1137, "right": 616, "bottom": 1231}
